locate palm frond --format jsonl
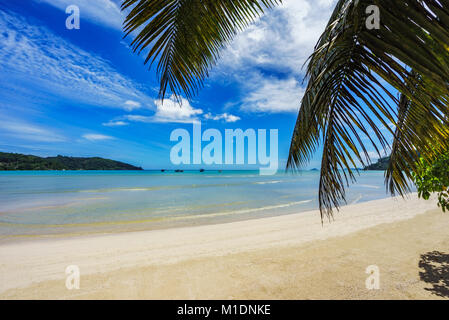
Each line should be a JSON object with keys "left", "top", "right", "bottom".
{"left": 386, "top": 72, "right": 449, "bottom": 196}
{"left": 121, "top": 0, "right": 281, "bottom": 100}
{"left": 288, "top": 0, "right": 449, "bottom": 219}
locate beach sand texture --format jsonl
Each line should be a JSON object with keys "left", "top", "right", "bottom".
{"left": 1, "top": 194, "right": 448, "bottom": 299}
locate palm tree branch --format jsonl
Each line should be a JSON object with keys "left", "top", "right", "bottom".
{"left": 121, "top": 0, "right": 282, "bottom": 100}
{"left": 289, "top": 0, "right": 449, "bottom": 218}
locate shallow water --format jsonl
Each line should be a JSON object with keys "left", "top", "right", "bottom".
{"left": 0, "top": 170, "right": 395, "bottom": 239}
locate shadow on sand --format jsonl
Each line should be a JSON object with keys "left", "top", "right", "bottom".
{"left": 419, "top": 251, "right": 449, "bottom": 298}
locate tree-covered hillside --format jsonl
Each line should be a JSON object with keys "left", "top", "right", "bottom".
{"left": 0, "top": 152, "right": 143, "bottom": 171}
{"left": 364, "top": 156, "right": 391, "bottom": 171}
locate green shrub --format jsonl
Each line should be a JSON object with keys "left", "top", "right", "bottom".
{"left": 413, "top": 152, "right": 449, "bottom": 212}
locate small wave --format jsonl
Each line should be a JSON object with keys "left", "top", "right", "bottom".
{"left": 166, "top": 200, "right": 313, "bottom": 221}
{"left": 0, "top": 200, "right": 313, "bottom": 228}
{"left": 358, "top": 184, "right": 381, "bottom": 189}
{"left": 254, "top": 180, "right": 283, "bottom": 185}
{"left": 350, "top": 194, "right": 363, "bottom": 205}
{"left": 79, "top": 181, "right": 257, "bottom": 193}
{"left": 204, "top": 175, "right": 259, "bottom": 178}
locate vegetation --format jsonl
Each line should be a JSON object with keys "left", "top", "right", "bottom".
{"left": 121, "top": 0, "right": 449, "bottom": 219}
{"left": 0, "top": 152, "right": 143, "bottom": 171}
{"left": 413, "top": 152, "right": 449, "bottom": 212}
{"left": 121, "top": 0, "right": 282, "bottom": 100}
{"left": 364, "top": 156, "right": 390, "bottom": 171}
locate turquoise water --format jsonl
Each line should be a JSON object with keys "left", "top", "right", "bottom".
{"left": 0, "top": 170, "right": 391, "bottom": 239}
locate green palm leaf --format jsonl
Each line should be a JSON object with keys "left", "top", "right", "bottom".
{"left": 121, "top": 0, "right": 281, "bottom": 100}
{"left": 288, "top": 0, "right": 449, "bottom": 219}
{"left": 386, "top": 74, "right": 449, "bottom": 197}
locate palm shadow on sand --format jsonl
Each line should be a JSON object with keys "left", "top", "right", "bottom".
{"left": 419, "top": 251, "right": 449, "bottom": 298}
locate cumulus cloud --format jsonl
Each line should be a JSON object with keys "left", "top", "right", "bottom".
{"left": 124, "top": 96, "right": 242, "bottom": 124}
{"left": 124, "top": 115, "right": 152, "bottom": 123}
{"left": 153, "top": 97, "right": 203, "bottom": 123}
{"left": 215, "top": 0, "right": 336, "bottom": 114}
{"left": 219, "top": 0, "right": 336, "bottom": 75}
{"left": 125, "top": 96, "right": 203, "bottom": 124}
{"left": 82, "top": 134, "right": 115, "bottom": 141}
{"left": 0, "top": 10, "right": 151, "bottom": 111}
{"left": 241, "top": 76, "right": 304, "bottom": 113}
{"left": 124, "top": 100, "right": 142, "bottom": 111}
{"left": 102, "top": 120, "right": 129, "bottom": 127}
{"left": 204, "top": 113, "right": 241, "bottom": 123}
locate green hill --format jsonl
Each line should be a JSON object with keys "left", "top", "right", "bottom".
{"left": 364, "top": 156, "right": 390, "bottom": 171}
{"left": 0, "top": 152, "right": 143, "bottom": 171}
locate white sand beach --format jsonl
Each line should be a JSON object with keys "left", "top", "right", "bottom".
{"left": 1, "top": 194, "right": 448, "bottom": 299}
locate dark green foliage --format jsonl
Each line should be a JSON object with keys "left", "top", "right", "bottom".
{"left": 364, "top": 156, "right": 390, "bottom": 171}
{"left": 121, "top": 0, "right": 281, "bottom": 100}
{"left": 0, "top": 152, "right": 143, "bottom": 171}
{"left": 287, "top": 0, "right": 449, "bottom": 219}
{"left": 413, "top": 152, "right": 449, "bottom": 212}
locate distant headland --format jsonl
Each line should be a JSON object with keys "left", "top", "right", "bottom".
{"left": 0, "top": 152, "right": 143, "bottom": 171}
{"left": 364, "top": 156, "right": 390, "bottom": 171}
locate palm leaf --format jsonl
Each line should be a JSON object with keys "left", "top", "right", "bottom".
{"left": 288, "top": 0, "right": 449, "bottom": 219}
{"left": 386, "top": 73, "right": 449, "bottom": 196}
{"left": 121, "top": 0, "right": 281, "bottom": 100}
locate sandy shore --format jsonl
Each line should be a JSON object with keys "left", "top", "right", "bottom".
{"left": 1, "top": 194, "right": 448, "bottom": 299}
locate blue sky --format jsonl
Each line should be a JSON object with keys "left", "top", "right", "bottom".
{"left": 0, "top": 0, "right": 390, "bottom": 170}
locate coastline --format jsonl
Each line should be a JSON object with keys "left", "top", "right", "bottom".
{"left": 1, "top": 194, "right": 448, "bottom": 299}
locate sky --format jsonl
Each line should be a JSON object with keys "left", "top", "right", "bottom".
{"left": 0, "top": 0, "right": 388, "bottom": 170}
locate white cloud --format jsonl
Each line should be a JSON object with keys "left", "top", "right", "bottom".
{"left": 124, "top": 115, "right": 152, "bottom": 123}
{"left": 102, "top": 120, "right": 129, "bottom": 127}
{"left": 204, "top": 113, "right": 241, "bottom": 123}
{"left": 0, "top": 10, "right": 151, "bottom": 111}
{"left": 34, "top": 0, "right": 124, "bottom": 30}
{"left": 0, "top": 118, "right": 66, "bottom": 142}
{"left": 126, "top": 96, "right": 203, "bottom": 124}
{"left": 82, "top": 134, "right": 115, "bottom": 141}
{"left": 219, "top": 0, "right": 336, "bottom": 75}
{"left": 241, "top": 76, "right": 304, "bottom": 113}
{"left": 154, "top": 97, "right": 203, "bottom": 123}
{"left": 214, "top": 0, "right": 336, "bottom": 114}
{"left": 123, "top": 96, "right": 242, "bottom": 124}
{"left": 124, "top": 100, "right": 142, "bottom": 111}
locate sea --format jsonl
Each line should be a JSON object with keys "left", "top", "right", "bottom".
{"left": 0, "top": 170, "right": 397, "bottom": 240}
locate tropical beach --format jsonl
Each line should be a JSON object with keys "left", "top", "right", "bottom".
{"left": 2, "top": 0, "right": 449, "bottom": 304}
{"left": 1, "top": 194, "right": 448, "bottom": 299}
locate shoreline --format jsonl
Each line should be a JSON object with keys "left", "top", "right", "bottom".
{"left": 1, "top": 194, "right": 448, "bottom": 299}
{"left": 0, "top": 170, "right": 389, "bottom": 242}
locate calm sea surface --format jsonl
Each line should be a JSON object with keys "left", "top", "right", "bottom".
{"left": 0, "top": 170, "right": 395, "bottom": 239}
